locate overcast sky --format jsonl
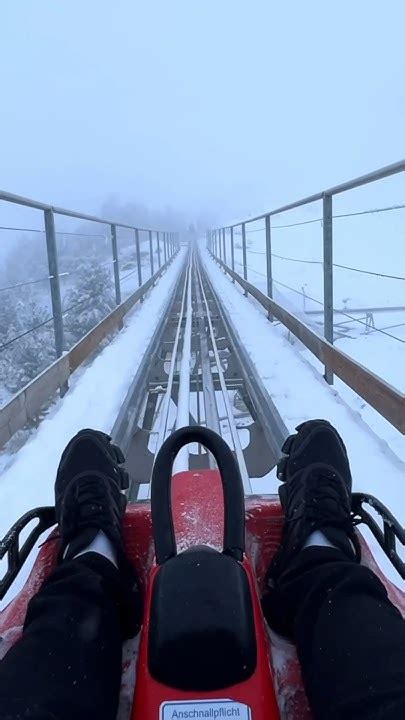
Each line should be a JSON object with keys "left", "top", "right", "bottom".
{"left": 1, "top": 1, "right": 405, "bottom": 224}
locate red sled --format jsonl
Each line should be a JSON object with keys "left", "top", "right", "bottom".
{"left": 0, "top": 427, "right": 403, "bottom": 720}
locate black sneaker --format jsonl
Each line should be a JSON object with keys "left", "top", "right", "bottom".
{"left": 55, "top": 428, "right": 142, "bottom": 637}
{"left": 267, "top": 419, "right": 361, "bottom": 585}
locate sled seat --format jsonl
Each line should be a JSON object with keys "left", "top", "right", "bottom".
{"left": 148, "top": 544, "right": 256, "bottom": 690}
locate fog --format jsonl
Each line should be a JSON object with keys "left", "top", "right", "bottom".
{"left": 1, "top": 0, "right": 405, "bottom": 227}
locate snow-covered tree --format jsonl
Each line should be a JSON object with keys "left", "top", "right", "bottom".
{"left": 0, "top": 193, "right": 194, "bottom": 402}
{"left": 0, "top": 296, "right": 55, "bottom": 395}
{"left": 63, "top": 261, "right": 115, "bottom": 347}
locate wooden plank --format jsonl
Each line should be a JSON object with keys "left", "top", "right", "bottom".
{"left": 69, "top": 306, "right": 124, "bottom": 373}
{"left": 0, "top": 357, "right": 69, "bottom": 446}
{"left": 25, "top": 356, "right": 70, "bottom": 418}
{"left": 216, "top": 257, "right": 405, "bottom": 434}
{"left": 0, "top": 425, "right": 13, "bottom": 449}
{"left": 7, "top": 405, "right": 29, "bottom": 437}
{"left": 0, "top": 393, "right": 26, "bottom": 431}
{"left": 324, "top": 345, "right": 405, "bottom": 431}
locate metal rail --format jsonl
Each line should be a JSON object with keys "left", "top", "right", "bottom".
{"left": 111, "top": 260, "right": 187, "bottom": 456}
{"left": 173, "top": 261, "right": 193, "bottom": 474}
{"left": 193, "top": 264, "right": 221, "bottom": 438}
{"left": 195, "top": 260, "right": 251, "bottom": 492}
{"left": 112, "top": 247, "right": 288, "bottom": 499}
{"left": 210, "top": 254, "right": 405, "bottom": 434}
{"left": 156, "top": 262, "right": 189, "bottom": 454}
{"left": 0, "top": 187, "right": 179, "bottom": 367}
{"left": 0, "top": 188, "right": 172, "bottom": 233}
{"left": 213, "top": 159, "right": 405, "bottom": 228}
{"left": 208, "top": 159, "right": 405, "bottom": 385}
{"left": 200, "top": 257, "right": 288, "bottom": 461}
{"left": 0, "top": 255, "right": 178, "bottom": 449}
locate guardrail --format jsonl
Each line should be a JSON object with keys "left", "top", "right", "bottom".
{"left": 207, "top": 159, "right": 405, "bottom": 385}
{"left": 0, "top": 188, "right": 179, "bottom": 360}
{"left": 209, "top": 254, "right": 405, "bottom": 435}
{"left": 0, "top": 253, "right": 179, "bottom": 448}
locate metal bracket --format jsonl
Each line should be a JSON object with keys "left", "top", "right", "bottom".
{"left": 0, "top": 507, "right": 56, "bottom": 600}
{"left": 352, "top": 492, "right": 404, "bottom": 579}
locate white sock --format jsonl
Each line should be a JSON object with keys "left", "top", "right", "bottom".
{"left": 73, "top": 530, "right": 118, "bottom": 568}
{"left": 303, "top": 530, "right": 337, "bottom": 550}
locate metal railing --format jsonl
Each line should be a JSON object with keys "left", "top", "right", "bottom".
{"left": 0, "top": 188, "right": 179, "bottom": 360}
{"left": 210, "top": 256, "right": 405, "bottom": 434}
{"left": 0, "top": 252, "right": 180, "bottom": 449}
{"left": 207, "top": 159, "right": 405, "bottom": 384}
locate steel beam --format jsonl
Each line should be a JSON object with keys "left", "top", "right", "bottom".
{"left": 323, "top": 194, "right": 334, "bottom": 384}
{"left": 111, "top": 224, "right": 121, "bottom": 305}
{"left": 241, "top": 222, "right": 248, "bottom": 296}
{"left": 265, "top": 214, "right": 273, "bottom": 321}
{"left": 149, "top": 230, "right": 154, "bottom": 276}
{"left": 44, "top": 209, "right": 64, "bottom": 358}
{"left": 135, "top": 229, "right": 143, "bottom": 303}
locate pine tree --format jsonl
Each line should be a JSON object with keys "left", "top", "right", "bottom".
{"left": 0, "top": 254, "right": 115, "bottom": 401}
{"left": 0, "top": 296, "right": 55, "bottom": 395}
{"left": 63, "top": 261, "right": 115, "bottom": 347}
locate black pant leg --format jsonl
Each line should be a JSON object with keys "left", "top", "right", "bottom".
{"left": 263, "top": 547, "right": 405, "bottom": 720}
{"left": 0, "top": 553, "right": 123, "bottom": 720}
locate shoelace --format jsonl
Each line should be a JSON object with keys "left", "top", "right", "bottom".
{"left": 74, "top": 476, "right": 112, "bottom": 529}
{"left": 286, "top": 471, "right": 351, "bottom": 526}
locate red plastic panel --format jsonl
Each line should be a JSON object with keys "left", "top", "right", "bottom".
{"left": 132, "top": 470, "right": 280, "bottom": 719}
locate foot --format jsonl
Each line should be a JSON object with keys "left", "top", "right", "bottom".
{"left": 55, "top": 428, "right": 142, "bottom": 637}
{"left": 267, "top": 420, "right": 361, "bottom": 585}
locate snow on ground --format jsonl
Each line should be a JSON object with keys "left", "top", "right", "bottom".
{"left": 202, "top": 247, "right": 405, "bottom": 586}
{"left": 0, "top": 249, "right": 185, "bottom": 537}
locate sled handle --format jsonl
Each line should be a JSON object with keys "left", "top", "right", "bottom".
{"left": 0, "top": 506, "right": 56, "bottom": 600}
{"left": 151, "top": 426, "right": 245, "bottom": 564}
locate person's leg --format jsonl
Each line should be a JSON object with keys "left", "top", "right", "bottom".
{"left": 264, "top": 547, "right": 405, "bottom": 720}
{"left": 0, "top": 553, "right": 122, "bottom": 720}
{"left": 0, "top": 429, "right": 142, "bottom": 720}
{"left": 262, "top": 420, "right": 405, "bottom": 720}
